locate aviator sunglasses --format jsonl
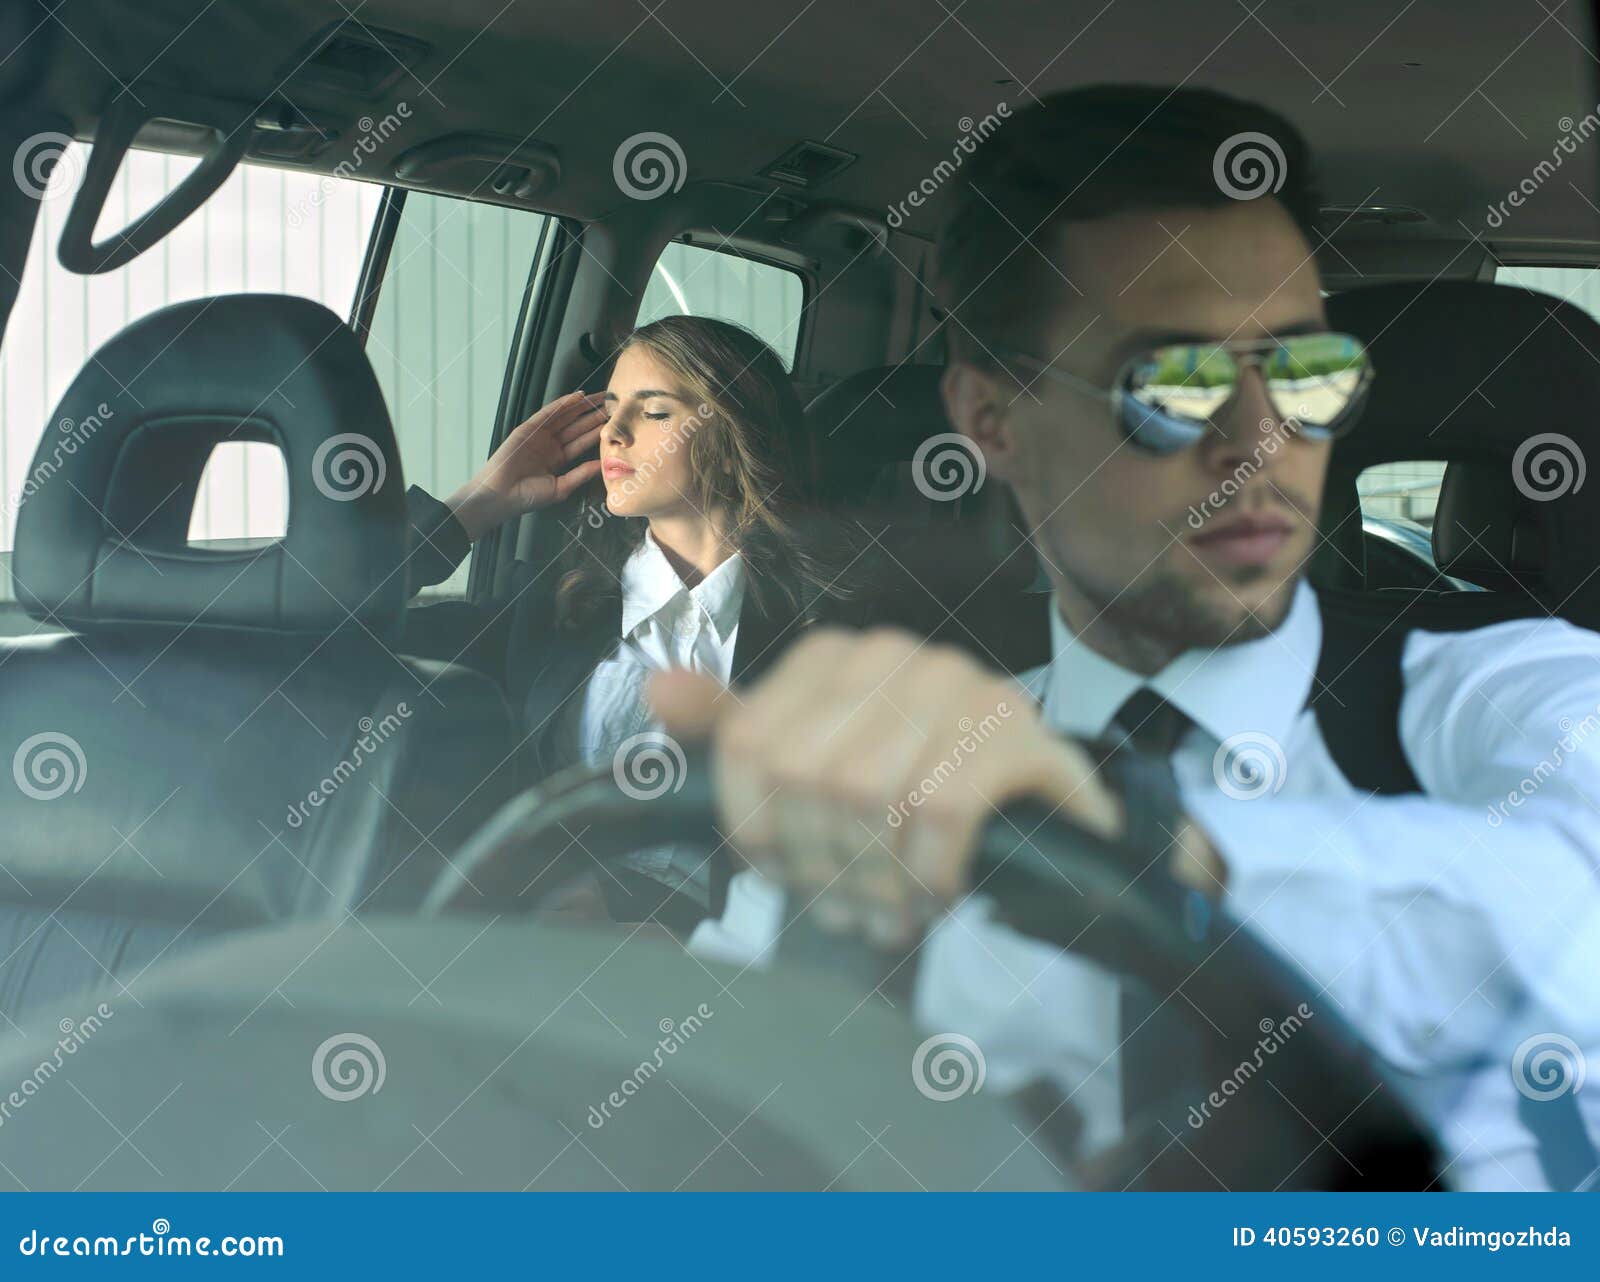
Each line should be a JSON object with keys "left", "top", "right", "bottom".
{"left": 996, "top": 332, "right": 1375, "bottom": 456}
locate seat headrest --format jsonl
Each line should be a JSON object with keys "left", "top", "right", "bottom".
{"left": 801, "top": 362, "right": 1043, "bottom": 641}
{"left": 13, "top": 294, "right": 408, "bottom": 637}
{"left": 1432, "top": 459, "right": 1547, "bottom": 592}
{"left": 1324, "top": 280, "right": 1600, "bottom": 619}
{"left": 804, "top": 363, "right": 946, "bottom": 505}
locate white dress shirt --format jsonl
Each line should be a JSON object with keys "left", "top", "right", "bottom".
{"left": 564, "top": 533, "right": 746, "bottom": 893}
{"left": 573, "top": 532, "right": 745, "bottom": 765}
{"left": 689, "top": 581, "right": 1600, "bottom": 1189}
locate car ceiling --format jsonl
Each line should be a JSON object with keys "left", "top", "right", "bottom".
{"left": 18, "top": 0, "right": 1600, "bottom": 251}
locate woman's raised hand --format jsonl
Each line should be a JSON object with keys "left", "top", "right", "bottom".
{"left": 445, "top": 391, "right": 608, "bottom": 540}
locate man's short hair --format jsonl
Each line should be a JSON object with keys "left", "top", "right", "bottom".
{"left": 936, "top": 84, "right": 1320, "bottom": 365}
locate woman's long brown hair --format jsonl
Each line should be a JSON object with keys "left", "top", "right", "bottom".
{"left": 554, "top": 314, "right": 849, "bottom": 629}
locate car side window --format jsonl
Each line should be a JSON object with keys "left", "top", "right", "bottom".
{"left": 636, "top": 242, "right": 805, "bottom": 369}
{"left": 1356, "top": 460, "right": 1475, "bottom": 590}
{"left": 1357, "top": 460, "right": 1445, "bottom": 527}
{"left": 363, "top": 192, "right": 554, "bottom": 598}
{"left": 1495, "top": 264, "right": 1600, "bottom": 321}
{"left": 0, "top": 144, "right": 384, "bottom": 611}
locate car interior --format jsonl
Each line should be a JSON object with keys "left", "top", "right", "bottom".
{"left": 0, "top": 0, "right": 1595, "bottom": 1190}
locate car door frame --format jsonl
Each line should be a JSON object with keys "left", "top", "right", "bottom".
{"left": 347, "top": 186, "right": 578, "bottom": 603}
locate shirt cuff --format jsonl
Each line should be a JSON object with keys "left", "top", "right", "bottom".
{"left": 404, "top": 484, "right": 473, "bottom": 593}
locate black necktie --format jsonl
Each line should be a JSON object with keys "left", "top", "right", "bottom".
{"left": 1111, "top": 685, "right": 1193, "bottom": 757}
{"left": 1110, "top": 687, "right": 1200, "bottom": 1123}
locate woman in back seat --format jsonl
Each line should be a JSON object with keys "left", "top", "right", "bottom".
{"left": 402, "top": 316, "right": 867, "bottom": 926}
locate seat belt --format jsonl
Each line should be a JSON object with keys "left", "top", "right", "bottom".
{"left": 1308, "top": 599, "right": 1423, "bottom": 795}
{"left": 1309, "top": 592, "right": 1549, "bottom": 795}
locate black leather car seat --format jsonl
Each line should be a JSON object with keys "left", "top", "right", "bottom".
{"left": 1320, "top": 280, "right": 1600, "bottom": 632}
{"left": 804, "top": 363, "right": 1050, "bottom": 674}
{"left": 0, "top": 294, "right": 518, "bottom": 1020}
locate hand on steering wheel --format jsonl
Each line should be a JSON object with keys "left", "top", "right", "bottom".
{"left": 648, "top": 627, "right": 1226, "bottom": 949}
{"left": 445, "top": 390, "right": 608, "bottom": 540}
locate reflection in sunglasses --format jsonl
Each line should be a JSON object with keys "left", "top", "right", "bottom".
{"left": 1128, "top": 336, "right": 1370, "bottom": 431}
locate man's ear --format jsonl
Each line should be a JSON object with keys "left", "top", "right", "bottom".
{"left": 941, "top": 362, "right": 1022, "bottom": 479}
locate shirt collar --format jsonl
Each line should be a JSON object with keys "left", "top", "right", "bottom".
{"left": 619, "top": 532, "right": 746, "bottom": 643}
{"left": 1036, "top": 579, "right": 1321, "bottom": 750}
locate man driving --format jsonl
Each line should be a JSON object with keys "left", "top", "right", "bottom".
{"left": 649, "top": 85, "right": 1600, "bottom": 1190}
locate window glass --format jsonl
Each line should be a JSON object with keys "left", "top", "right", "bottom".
{"left": 637, "top": 242, "right": 804, "bottom": 368}
{"left": 1355, "top": 460, "right": 1488, "bottom": 591}
{"left": 187, "top": 443, "right": 289, "bottom": 543}
{"left": 1, "top": 143, "right": 383, "bottom": 603}
{"left": 1495, "top": 264, "right": 1600, "bottom": 322}
{"left": 1356, "top": 460, "right": 1446, "bottom": 527}
{"left": 363, "top": 192, "right": 553, "bottom": 598}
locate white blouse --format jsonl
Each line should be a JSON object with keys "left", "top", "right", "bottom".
{"left": 575, "top": 531, "right": 746, "bottom": 764}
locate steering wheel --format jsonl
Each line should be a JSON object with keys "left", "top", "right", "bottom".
{"left": 425, "top": 755, "right": 1443, "bottom": 1192}
{"left": 0, "top": 758, "right": 1441, "bottom": 1191}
